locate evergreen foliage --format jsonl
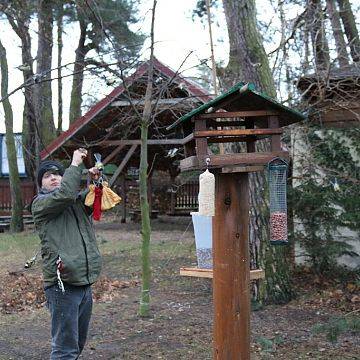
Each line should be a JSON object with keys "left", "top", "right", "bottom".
{"left": 71, "top": 0, "right": 144, "bottom": 62}
{"left": 290, "top": 126, "right": 360, "bottom": 274}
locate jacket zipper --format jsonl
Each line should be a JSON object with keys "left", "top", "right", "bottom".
{"left": 70, "top": 207, "right": 90, "bottom": 284}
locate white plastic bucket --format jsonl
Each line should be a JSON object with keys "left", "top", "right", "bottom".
{"left": 191, "top": 212, "right": 213, "bottom": 269}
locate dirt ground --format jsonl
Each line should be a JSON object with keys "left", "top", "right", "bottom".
{"left": 0, "top": 216, "right": 359, "bottom": 360}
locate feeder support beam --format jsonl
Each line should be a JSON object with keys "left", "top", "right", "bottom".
{"left": 213, "top": 172, "right": 250, "bottom": 359}
{"left": 268, "top": 116, "right": 281, "bottom": 151}
{"left": 102, "top": 144, "right": 126, "bottom": 165}
{"left": 109, "top": 144, "right": 137, "bottom": 186}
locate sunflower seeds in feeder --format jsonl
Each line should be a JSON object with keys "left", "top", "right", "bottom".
{"left": 268, "top": 158, "right": 288, "bottom": 245}
{"left": 196, "top": 248, "right": 213, "bottom": 269}
{"left": 191, "top": 212, "right": 213, "bottom": 269}
{"left": 270, "top": 212, "right": 288, "bottom": 242}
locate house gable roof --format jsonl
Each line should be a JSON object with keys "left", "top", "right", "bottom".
{"left": 41, "top": 58, "right": 212, "bottom": 160}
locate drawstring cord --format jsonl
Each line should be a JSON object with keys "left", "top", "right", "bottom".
{"left": 56, "top": 256, "right": 65, "bottom": 293}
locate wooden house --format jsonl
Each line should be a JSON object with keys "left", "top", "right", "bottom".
{"left": 41, "top": 59, "right": 212, "bottom": 220}
{"left": 297, "top": 65, "right": 360, "bottom": 127}
{"left": 0, "top": 133, "right": 35, "bottom": 214}
{"left": 296, "top": 65, "right": 360, "bottom": 268}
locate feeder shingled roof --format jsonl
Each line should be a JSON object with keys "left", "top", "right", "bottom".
{"left": 168, "top": 82, "right": 306, "bottom": 130}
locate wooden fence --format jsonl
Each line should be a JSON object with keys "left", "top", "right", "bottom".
{"left": 0, "top": 180, "right": 35, "bottom": 212}
{"left": 0, "top": 178, "right": 198, "bottom": 216}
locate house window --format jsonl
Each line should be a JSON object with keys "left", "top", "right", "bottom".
{"left": 1, "top": 134, "right": 26, "bottom": 176}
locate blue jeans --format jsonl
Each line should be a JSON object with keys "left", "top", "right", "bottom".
{"left": 45, "top": 283, "right": 93, "bottom": 360}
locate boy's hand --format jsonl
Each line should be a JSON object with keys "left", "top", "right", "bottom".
{"left": 88, "top": 167, "right": 100, "bottom": 180}
{"left": 71, "top": 148, "right": 88, "bottom": 166}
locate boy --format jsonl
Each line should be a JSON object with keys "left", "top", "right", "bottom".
{"left": 31, "top": 149, "right": 102, "bottom": 359}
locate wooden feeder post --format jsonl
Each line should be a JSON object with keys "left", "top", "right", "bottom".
{"left": 168, "top": 82, "right": 305, "bottom": 360}
{"left": 213, "top": 171, "right": 250, "bottom": 358}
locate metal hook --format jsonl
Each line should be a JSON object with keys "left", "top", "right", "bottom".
{"left": 205, "top": 157, "right": 210, "bottom": 169}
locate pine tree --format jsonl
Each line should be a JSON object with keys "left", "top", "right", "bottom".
{"left": 68, "top": 0, "right": 145, "bottom": 122}
{"left": 290, "top": 126, "right": 359, "bottom": 273}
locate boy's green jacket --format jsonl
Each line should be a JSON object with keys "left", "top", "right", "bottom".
{"left": 31, "top": 165, "right": 102, "bottom": 288}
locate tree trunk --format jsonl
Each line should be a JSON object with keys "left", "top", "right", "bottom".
{"left": 307, "top": 0, "right": 331, "bottom": 71}
{"left": 337, "top": 0, "right": 360, "bottom": 62}
{"left": 35, "top": 0, "right": 56, "bottom": 148}
{"left": 206, "top": 0, "right": 218, "bottom": 96}
{"left": 138, "top": 0, "right": 157, "bottom": 318}
{"left": 222, "top": 0, "right": 276, "bottom": 97}
{"left": 56, "top": 3, "right": 63, "bottom": 134}
{"left": 302, "top": 23, "right": 311, "bottom": 72}
{"left": 326, "top": 0, "right": 349, "bottom": 67}
{"left": 0, "top": 39, "right": 24, "bottom": 232}
{"left": 19, "top": 25, "right": 38, "bottom": 181}
{"left": 69, "top": 14, "right": 88, "bottom": 123}
{"left": 222, "top": 0, "right": 294, "bottom": 304}
{"left": 4, "top": 3, "right": 39, "bottom": 181}
{"left": 139, "top": 117, "right": 151, "bottom": 317}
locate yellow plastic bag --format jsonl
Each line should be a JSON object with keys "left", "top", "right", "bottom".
{"left": 85, "top": 182, "right": 121, "bottom": 210}
{"left": 101, "top": 181, "right": 122, "bottom": 210}
{"left": 85, "top": 184, "right": 96, "bottom": 207}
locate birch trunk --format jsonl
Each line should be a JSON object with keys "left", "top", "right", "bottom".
{"left": 0, "top": 39, "right": 24, "bottom": 232}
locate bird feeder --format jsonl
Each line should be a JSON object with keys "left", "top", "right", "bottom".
{"left": 167, "top": 82, "right": 305, "bottom": 360}
{"left": 268, "top": 157, "right": 288, "bottom": 245}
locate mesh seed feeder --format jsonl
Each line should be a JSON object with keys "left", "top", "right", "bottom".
{"left": 268, "top": 157, "right": 288, "bottom": 245}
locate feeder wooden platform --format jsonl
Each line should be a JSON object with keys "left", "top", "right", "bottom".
{"left": 180, "top": 267, "right": 265, "bottom": 280}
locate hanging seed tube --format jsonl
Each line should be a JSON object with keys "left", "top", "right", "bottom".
{"left": 268, "top": 158, "right": 288, "bottom": 245}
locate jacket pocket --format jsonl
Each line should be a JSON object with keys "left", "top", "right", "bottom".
{"left": 57, "top": 251, "right": 87, "bottom": 284}
{"left": 41, "top": 247, "right": 58, "bottom": 283}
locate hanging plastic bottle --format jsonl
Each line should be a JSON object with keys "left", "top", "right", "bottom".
{"left": 191, "top": 159, "right": 215, "bottom": 269}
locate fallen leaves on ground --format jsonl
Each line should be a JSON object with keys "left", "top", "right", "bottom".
{"left": 0, "top": 272, "right": 139, "bottom": 314}
{"left": 293, "top": 267, "right": 360, "bottom": 312}
{"left": 92, "top": 277, "right": 139, "bottom": 303}
{"left": 0, "top": 272, "right": 45, "bottom": 314}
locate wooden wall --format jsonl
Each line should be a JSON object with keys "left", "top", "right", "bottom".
{"left": 0, "top": 179, "right": 35, "bottom": 213}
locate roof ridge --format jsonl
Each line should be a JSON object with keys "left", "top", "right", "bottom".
{"left": 41, "top": 60, "right": 211, "bottom": 160}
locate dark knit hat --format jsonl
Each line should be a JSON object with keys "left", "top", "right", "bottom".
{"left": 37, "top": 160, "right": 64, "bottom": 187}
